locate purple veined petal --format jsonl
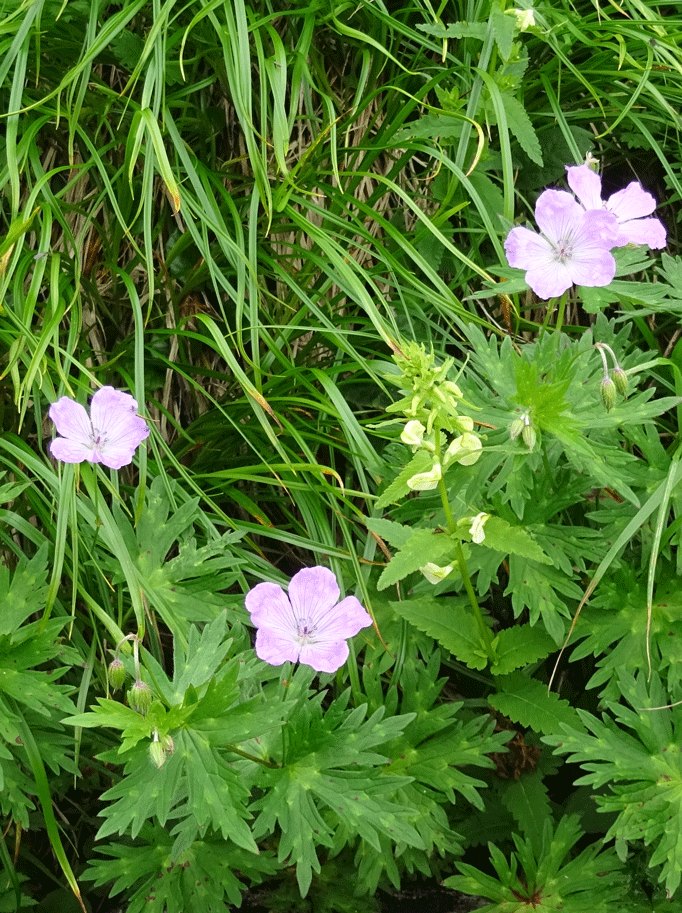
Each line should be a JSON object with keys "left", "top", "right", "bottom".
{"left": 607, "top": 182, "right": 657, "bottom": 222}
{"left": 504, "top": 226, "right": 553, "bottom": 271}
{"left": 49, "top": 437, "right": 101, "bottom": 464}
{"left": 566, "top": 165, "right": 604, "bottom": 210}
{"left": 245, "top": 581, "right": 296, "bottom": 633}
{"left": 615, "top": 217, "right": 667, "bottom": 250}
{"left": 523, "top": 258, "right": 576, "bottom": 300}
{"left": 246, "top": 566, "right": 372, "bottom": 673}
{"left": 534, "top": 190, "right": 585, "bottom": 246}
{"left": 254, "top": 628, "right": 301, "bottom": 666}
{"left": 89, "top": 387, "right": 149, "bottom": 469}
{"left": 48, "top": 397, "right": 92, "bottom": 443}
{"left": 288, "top": 566, "right": 340, "bottom": 622}
{"left": 564, "top": 245, "right": 616, "bottom": 289}
{"left": 310, "top": 594, "right": 373, "bottom": 641}
{"left": 299, "top": 638, "right": 350, "bottom": 674}
{"left": 578, "top": 209, "right": 622, "bottom": 249}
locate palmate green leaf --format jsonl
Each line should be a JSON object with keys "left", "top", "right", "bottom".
{"left": 500, "top": 772, "right": 552, "bottom": 855}
{"left": 86, "top": 823, "right": 277, "bottom": 913}
{"left": 544, "top": 672, "right": 682, "bottom": 897}
{"left": 179, "top": 731, "right": 257, "bottom": 853}
{"left": 96, "top": 746, "right": 182, "bottom": 840}
{"left": 0, "top": 543, "right": 48, "bottom": 636}
{"left": 489, "top": 673, "right": 585, "bottom": 736}
{"left": 389, "top": 595, "right": 490, "bottom": 670}
{"left": 507, "top": 557, "right": 582, "bottom": 642}
{"left": 377, "top": 529, "right": 458, "bottom": 590}
{"left": 251, "top": 699, "right": 423, "bottom": 896}
{"left": 446, "top": 815, "right": 626, "bottom": 912}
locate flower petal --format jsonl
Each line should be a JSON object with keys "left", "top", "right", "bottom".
{"left": 534, "top": 190, "right": 585, "bottom": 246}
{"left": 523, "top": 258, "right": 575, "bottom": 299}
{"left": 245, "top": 581, "right": 296, "bottom": 634}
{"left": 299, "top": 639, "right": 350, "bottom": 673}
{"left": 89, "top": 387, "right": 149, "bottom": 468}
{"left": 504, "top": 225, "right": 552, "bottom": 271}
{"left": 254, "top": 628, "right": 301, "bottom": 666}
{"left": 607, "top": 182, "right": 656, "bottom": 221}
{"left": 49, "top": 437, "right": 99, "bottom": 464}
{"left": 566, "top": 165, "right": 604, "bottom": 210}
{"left": 615, "top": 217, "right": 667, "bottom": 249}
{"left": 49, "top": 398, "right": 92, "bottom": 443}
{"left": 288, "top": 566, "right": 340, "bottom": 625}
{"left": 313, "top": 595, "right": 372, "bottom": 641}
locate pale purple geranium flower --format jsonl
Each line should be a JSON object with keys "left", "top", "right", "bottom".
{"left": 49, "top": 386, "right": 149, "bottom": 469}
{"left": 566, "top": 164, "right": 667, "bottom": 249}
{"left": 505, "top": 189, "right": 620, "bottom": 299}
{"left": 245, "top": 566, "right": 372, "bottom": 673}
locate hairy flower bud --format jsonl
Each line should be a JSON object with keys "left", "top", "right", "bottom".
{"left": 149, "top": 739, "right": 167, "bottom": 769}
{"left": 522, "top": 421, "right": 536, "bottom": 451}
{"left": 600, "top": 376, "right": 617, "bottom": 412}
{"left": 509, "top": 417, "right": 525, "bottom": 441}
{"left": 611, "top": 366, "right": 628, "bottom": 397}
{"left": 128, "top": 680, "right": 152, "bottom": 716}
{"left": 107, "top": 658, "right": 126, "bottom": 690}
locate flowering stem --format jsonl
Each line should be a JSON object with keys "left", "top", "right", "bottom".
{"left": 553, "top": 291, "right": 569, "bottom": 336}
{"left": 435, "top": 432, "right": 495, "bottom": 661}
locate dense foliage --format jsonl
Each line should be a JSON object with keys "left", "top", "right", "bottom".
{"left": 1, "top": 0, "right": 681, "bottom": 910}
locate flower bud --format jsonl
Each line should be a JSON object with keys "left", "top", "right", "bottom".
{"left": 107, "top": 658, "right": 126, "bottom": 690}
{"left": 128, "top": 680, "right": 152, "bottom": 716}
{"left": 522, "top": 421, "right": 536, "bottom": 451}
{"left": 611, "top": 366, "right": 628, "bottom": 397}
{"left": 509, "top": 417, "right": 525, "bottom": 441}
{"left": 149, "top": 738, "right": 167, "bottom": 769}
{"left": 600, "top": 376, "right": 617, "bottom": 412}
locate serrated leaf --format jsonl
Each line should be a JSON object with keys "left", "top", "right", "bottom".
{"left": 481, "top": 516, "right": 551, "bottom": 564}
{"left": 489, "top": 673, "right": 585, "bottom": 735}
{"left": 491, "top": 625, "right": 555, "bottom": 675}
{"left": 378, "top": 529, "right": 457, "bottom": 590}
{"left": 375, "top": 450, "right": 434, "bottom": 510}
{"left": 417, "top": 21, "right": 487, "bottom": 40}
{"left": 389, "top": 595, "right": 490, "bottom": 669}
{"left": 364, "top": 517, "right": 412, "bottom": 550}
{"left": 490, "top": 3, "right": 515, "bottom": 60}
{"left": 501, "top": 93, "right": 542, "bottom": 165}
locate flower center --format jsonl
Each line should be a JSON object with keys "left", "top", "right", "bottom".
{"left": 553, "top": 240, "right": 573, "bottom": 263}
{"left": 295, "top": 618, "right": 317, "bottom": 645}
{"left": 89, "top": 426, "right": 108, "bottom": 451}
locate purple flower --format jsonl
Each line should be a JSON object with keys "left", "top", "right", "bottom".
{"left": 245, "top": 566, "right": 372, "bottom": 673}
{"left": 566, "top": 164, "right": 667, "bottom": 249}
{"left": 505, "top": 190, "right": 620, "bottom": 299}
{"left": 49, "top": 386, "right": 150, "bottom": 469}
